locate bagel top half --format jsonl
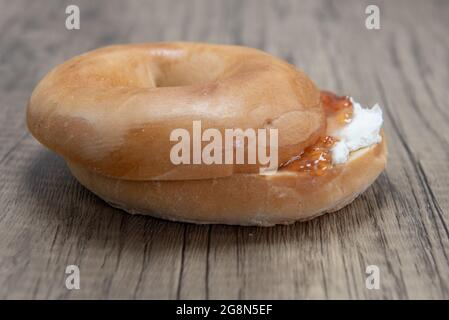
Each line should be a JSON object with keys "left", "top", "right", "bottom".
{"left": 27, "top": 42, "right": 325, "bottom": 180}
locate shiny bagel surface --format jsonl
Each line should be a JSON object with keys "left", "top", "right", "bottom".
{"left": 27, "top": 42, "right": 325, "bottom": 180}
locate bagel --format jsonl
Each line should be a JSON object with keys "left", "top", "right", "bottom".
{"left": 27, "top": 42, "right": 387, "bottom": 226}
{"left": 27, "top": 43, "right": 324, "bottom": 180}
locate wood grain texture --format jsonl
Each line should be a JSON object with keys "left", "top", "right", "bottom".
{"left": 0, "top": 0, "right": 448, "bottom": 299}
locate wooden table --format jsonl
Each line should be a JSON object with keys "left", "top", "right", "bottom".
{"left": 1, "top": 0, "right": 448, "bottom": 299}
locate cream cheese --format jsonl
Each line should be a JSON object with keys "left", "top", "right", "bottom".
{"left": 331, "top": 98, "right": 383, "bottom": 164}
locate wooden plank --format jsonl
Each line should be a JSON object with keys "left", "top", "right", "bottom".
{"left": 0, "top": 0, "right": 447, "bottom": 299}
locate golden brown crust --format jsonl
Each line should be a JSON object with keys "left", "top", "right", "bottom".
{"left": 27, "top": 42, "right": 324, "bottom": 180}
{"left": 27, "top": 42, "right": 388, "bottom": 225}
{"left": 66, "top": 137, "right": 387, "bottom": 226}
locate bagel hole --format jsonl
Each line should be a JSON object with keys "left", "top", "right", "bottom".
{"left": 154, "top": 53, "right": 226, "bottom": 87}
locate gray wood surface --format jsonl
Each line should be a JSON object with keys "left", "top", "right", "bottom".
{"left": 0, "top": 0, "right": 448, "bottom": 299}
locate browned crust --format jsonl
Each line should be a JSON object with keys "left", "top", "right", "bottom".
{"left": 66, "top": 136, "right": 387, "bottom": 226}
{"left": 27, "top": 42, "right": 324, "bottom": 181}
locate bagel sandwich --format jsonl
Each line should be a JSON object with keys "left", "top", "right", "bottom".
{"left": 27, "top": 42, "right": 387, "bottom": 226}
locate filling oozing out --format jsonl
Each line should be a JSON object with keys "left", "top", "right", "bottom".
{"left": 280, "top": 91, "right": 383, "bottom": 175}
{"left": 280, "top": 135, "right": 337, "bottom": 176}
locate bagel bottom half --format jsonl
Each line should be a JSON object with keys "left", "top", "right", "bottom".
{"left": 66, "top": 138, "right": 387, "bottom": 226}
